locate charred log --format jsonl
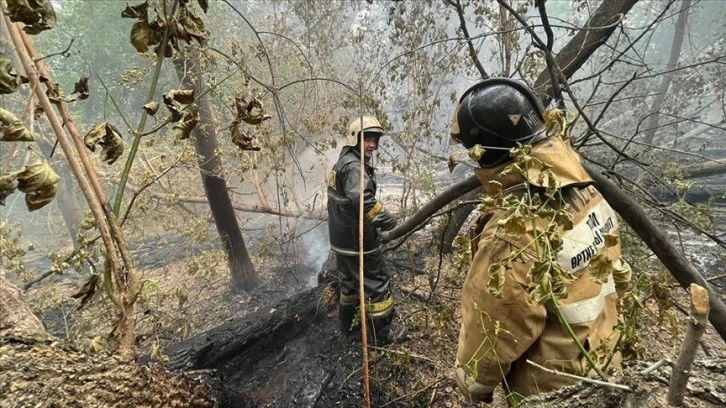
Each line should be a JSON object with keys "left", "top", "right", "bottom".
{"left": 165, "top": 284, "right": 328, "bottom": 372}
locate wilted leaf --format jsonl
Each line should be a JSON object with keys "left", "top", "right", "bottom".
{"left": 543, "top": 109, "right": 565, "bottom": 135}
{"left": 165, "top": 89, "right": 195, "bottom": 105}
{"left": 16, "top": 161, "right": 59, "bottom": 211}
{"left": 162, "top": 89, "right": 194, "bottom": 122}
{"left": 121, "top": 1, "right": 148, "bottom": 19}
{"left": 175, "top": 9, "right": 208, "bottom": 46}
{"left": 451, "top": 235, "right": 469, "bottom": 250}
{"left": 172, "top": 109, "right": 199, "bottom": 140}
{"left": 230, "top": 120, "right": 260, "bottom": 151}
{"left": 25, "top": 183, "right": 56, "bottom": 211}
{"left": 487, "top": 180, "right": 503, "bottom": 196}
{"left": 70, "top": 274, "right": 99, "bottom": 310}
{"left": 501, "top": 212, "right": 526, "bottom": 235}
{"left": 612, "top": 259, "right": 632, "bottom": 295}
{"left": 45, "top": 81, "right": 62, "bottom": 103}
{"left": 527, "top": 260, "right": 552, "bottom": 305}
{"left": 0, "top": 108, "right": 34, "bottom": 141}
{"left": 83, "top": 122, "right": 125, "bottom": 164}
{"left": 130, "top": 19, "right": 160, "bottom": 53}
{"left": 88, "top": 336, "right": 109, "bottom": 354}
{"left": 554, "top": 210, "right": 574, "bottom": 231}
{"left": 468, "top": 144, "right": 485, "bottom": 162}
{"left": 5, "top": 0, "right": 57, "bottom": 34}
{"left": 604, "top": 233, "right": 619, "bottom": 248}
{"left": 235, "top": 95, "right": 271, "bottom": 125}
{"left": 70, "top": 76, "right": 89, "bottom": 101}
{"left": 588, "top": 252, "right": 613, "bottom": 284}
{"left": 487, "top": 262, "right": 506, "bottom": 298}
{"left": 0, "top": 53, "right": 27, "bottom": 94}
{"left": 0, "top": 173, "right": 19, "bottom": 205}
{"left": 143, "top": 101, "right": 159, "bottom": 115}
{"left": 447, "top": 152, "right": 457, "bottom": 173}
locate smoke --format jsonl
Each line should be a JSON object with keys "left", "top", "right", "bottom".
{"left": 297, "top": 222, "right": 330, "bottom": 288}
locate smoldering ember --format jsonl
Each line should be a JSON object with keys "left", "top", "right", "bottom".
{"left": 1, "top": 1, "right": 725, "bottom": 407}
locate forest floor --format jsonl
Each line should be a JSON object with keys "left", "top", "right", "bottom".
{"left": 7, "top": 220, "right": 726, "bottom": 408}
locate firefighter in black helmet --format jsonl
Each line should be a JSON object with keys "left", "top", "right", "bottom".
{"left": 326, "top": 116, "right": 407, "bottom": 345}
{"left": 451, "top": 78, "right": 629, "bottom": 403}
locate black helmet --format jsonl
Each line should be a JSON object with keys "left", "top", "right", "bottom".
{"left": 450, "top": 78, "right": 546, "bottom": 168}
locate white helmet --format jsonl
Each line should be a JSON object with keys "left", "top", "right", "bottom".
{"left": 345, "top": 116, "right": 384, "bottom": 147}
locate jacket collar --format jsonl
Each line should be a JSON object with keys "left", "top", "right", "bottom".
{"left": 474, "top": 134, "right": 592, "bottom": 195}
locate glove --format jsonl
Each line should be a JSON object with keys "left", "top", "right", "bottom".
{"left": 372, "top": 210, "right": 398, "bottom": 232}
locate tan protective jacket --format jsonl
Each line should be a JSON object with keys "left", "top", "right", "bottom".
{"left": 454, "top": 135, "right": 630, "bottom": 400}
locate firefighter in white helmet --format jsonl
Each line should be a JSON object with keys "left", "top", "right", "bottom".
{"left": 450, "top": 78, "right": 631, "bottom": 403}
{"left": 326, "top": 115, "right": 407, "bottom": 345}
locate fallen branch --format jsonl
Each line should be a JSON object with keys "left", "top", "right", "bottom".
{"left": 587, "top": 167, "right": 726, "bottom": 343}
{"left": 667, "top": 284, "right": 710, "bottom": 406}
{"left": 526, "top": 359, "right": 632, "bottom": 392}
{"left": 379, "top": 175, "right": 480, "bottom": 242}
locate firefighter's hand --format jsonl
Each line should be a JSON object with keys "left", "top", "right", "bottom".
{"left": 374, "top": 210, "right": 398, "bottom": 232}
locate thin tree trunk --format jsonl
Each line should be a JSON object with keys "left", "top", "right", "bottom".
{"left": 643, "top": 0, "right": 691, "bottom": 145}
{"left": 173, "top": 52, "right": 260, "bottom": 293}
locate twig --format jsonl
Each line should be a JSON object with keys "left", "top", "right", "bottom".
{"left": 34, "top": 38, "right": 73, "bottom": 62}
{"left": 369, "top": 346, "right": 437, "bottom": 364}
{"left": 639, "top": 359, "right": 669, "bottom": 375}
{"left": 526, "top": 359, "right": 632, "bottom": 391}
{"left": 444, "top": 0, "right": 489, "bottom": 79}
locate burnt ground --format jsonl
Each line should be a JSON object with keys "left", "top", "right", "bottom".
{"left": 6, "top": 222, "right": 726, "bottom": 408}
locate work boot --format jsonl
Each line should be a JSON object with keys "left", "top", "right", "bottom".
{"left": 339, "top": 302, "right": 360, "bottom": 334}
{"left": 369, "top": 314, "right": 408, "bottom": 346}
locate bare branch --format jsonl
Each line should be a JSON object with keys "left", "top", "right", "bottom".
{"left": 444, "top": 0, "right": 489, "bottom": 79}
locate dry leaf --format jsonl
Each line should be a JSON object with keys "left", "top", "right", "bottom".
{"left": 16, "top": 161, "right": 60, "bottom": 211}
{"left": 588, "top": 252, "right": 613, "bottom": 285}
{"left": 0, "top": 52, "right": 27, "bottom": 94}
{"left": 604, "top": 233, "right": 619, "bottom": 248}
{"left": 0, "top": 173, "right": 19, "bottom": 205}
{"left": 70, "top": 274, "right": 100, "bottom": 310}
{"left": 130, "top": 19, "right": 159, "bottom": 53}
{"left": 70, "top": 76, "right": 90, "bottom": 101}
{"left": 46, "top": 81, "right": 63, "bottom": 103}
{"left": 121, "top": 1, "right": 148, "bottom": 20}
{"left": 235, "top": 95, "right": 271, "bottom": 125}
{"left": 0, "top": 108, "right": 34, "bottom": 141}
{"left": 487, "top": 262, "right": 506, "bottom": 298}
{"left": 172, "top": 109, "right": 199, "bottom": 140}
{"left": 83, "top": 122, "right": 125, "bottom": 164}
{"left": 163, "top": 89, "right": 194, "bottom": 122}
{"left": 230, "top": 120, "right": 260, "bottom": 151}
{"left": 468, "top": 144, "right": 485, "bottom": 162}
{"left": 143, "top": 101, "right": 159, "bottom": 115}
{"left": 5, "top": 0, "right": 57, "bottom": 34}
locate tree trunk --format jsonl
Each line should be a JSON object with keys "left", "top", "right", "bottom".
{"left": 532, "top": 0, "right": 640, "bottom": 103}
{"left": 0, "top": 278, "right": 45, "bottom": 338}
{"left": 665, "top": 161, "right": 726, "bottom": 180}
{"left": 643, "top": 0, "right": 691, "bottom": 145}
{"left": 173, "top": 53, "right": 260, "bottom": 293}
